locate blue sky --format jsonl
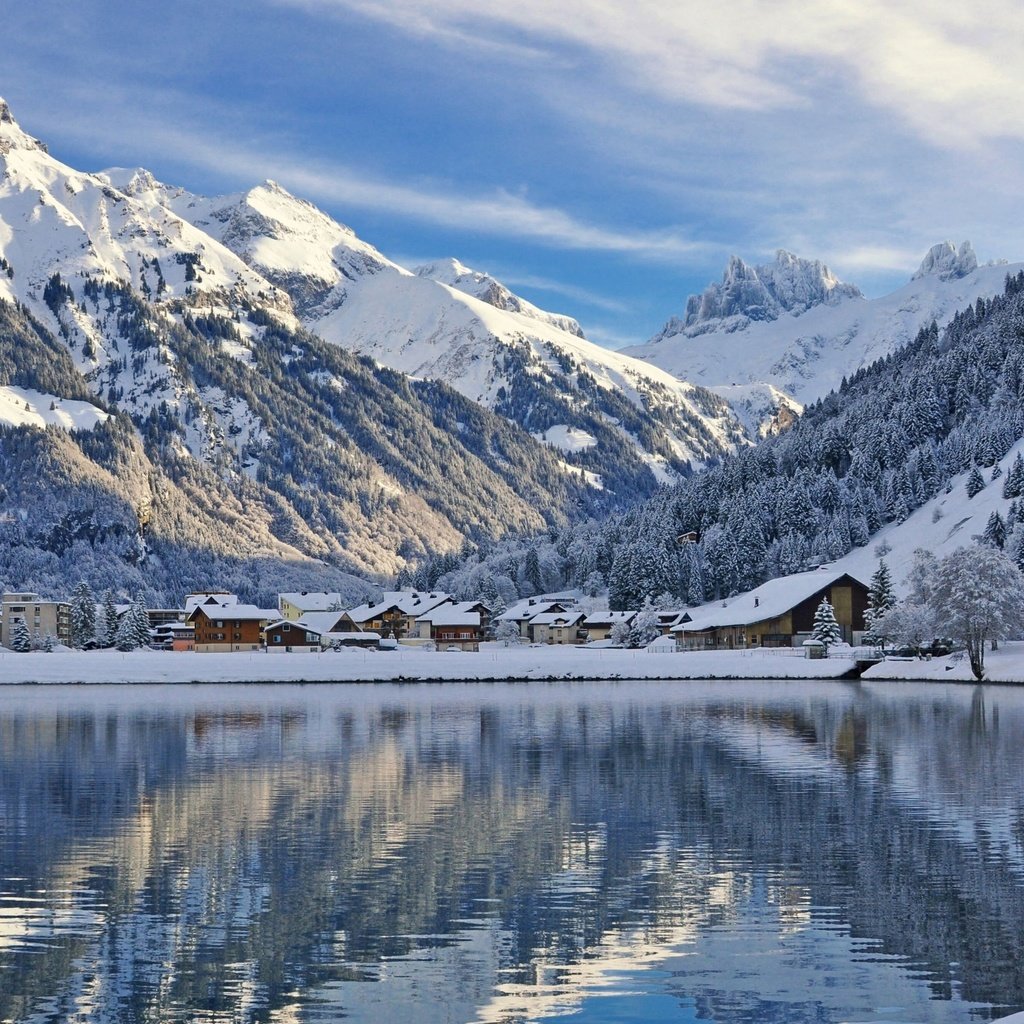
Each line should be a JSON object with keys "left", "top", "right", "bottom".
{"left": 4, "top": 0, "right": 1024, "bottom": 347}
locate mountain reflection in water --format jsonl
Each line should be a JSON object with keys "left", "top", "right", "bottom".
{"left": 0, "top": 680, "right": 1022, "bottom": 1024}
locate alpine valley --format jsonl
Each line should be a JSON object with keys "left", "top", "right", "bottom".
{"left": 1, "top": 98, "right": 1021, "bottom": 604}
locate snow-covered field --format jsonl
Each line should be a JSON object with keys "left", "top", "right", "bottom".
{"left": 862, "top": 641, "right": 1024, "bottom": 683}
{"left": 0, "top": 646, "right": 856, "bottom": 685}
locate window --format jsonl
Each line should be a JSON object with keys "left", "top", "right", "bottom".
{"left": 283, "top": 623, "right": 291, "bottom": 632}
{"left": 215, "top": 619, "right": 224, "bottom": 628}
{"left": 272, "top": 635, "right": 282, "bottom": 644}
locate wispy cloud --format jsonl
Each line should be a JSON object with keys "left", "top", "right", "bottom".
{"left": 101, "top": 127, "right": 704, "bottom": 260}
{"left": 272, "top": 0, "right": 1024, "bottom": 150}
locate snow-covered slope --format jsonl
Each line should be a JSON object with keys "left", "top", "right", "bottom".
{"left": 150, "top": 175, "right": 747, "bottom": 473}
{"left": 0, "top": 386, "right": 108, "bottom": 431}
{"left": 830, "top": 438, "right": 1024, "bottom": 596}
{"left": 415, "top": 257, "right": 584, "bottom": 337}
{"left": 627, "top": 244, "right": 1020, "bottom": 426}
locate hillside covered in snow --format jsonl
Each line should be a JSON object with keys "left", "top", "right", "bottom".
{"left": 436, "top": 271, "right": 1024, "bottom": 611}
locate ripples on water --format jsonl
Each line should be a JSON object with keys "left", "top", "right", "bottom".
{"left": 0, "top": 680, "right": 1022, "bottom": 1023}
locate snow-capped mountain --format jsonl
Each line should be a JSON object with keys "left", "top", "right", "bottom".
{"left": 626, "top": 244, "right": 1020, "bottom": 428}
{"left": 415, "top": 258, "right": 584, "bottom": 337}
{"left": 92, "top": 152, "right": 747, "bottom": 479}
{"left": 149, "top": 174, "right": 745, "bottom": 476}
{"left": 0, "top": 98, "right": 752, "bottom": 598}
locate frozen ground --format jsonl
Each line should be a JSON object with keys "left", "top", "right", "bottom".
{"left": 0, "top": 646, "right": 856, "bottom": 685}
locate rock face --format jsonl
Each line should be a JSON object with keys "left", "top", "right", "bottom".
{"left": 676, "top": 250, "right": 863, "bottom": 334}
{"left": 911, "top": 241, "right": 978, "bottom": 282}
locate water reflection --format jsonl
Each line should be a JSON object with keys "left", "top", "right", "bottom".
{"left": 0, "top": 680, "right": 1022, "bottom": 1023}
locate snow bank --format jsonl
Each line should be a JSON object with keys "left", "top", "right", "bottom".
{"left": 0, "top": 647, "right": 855, "bottom": 685}
{"left": 863, "top": 642, "right": 1024, "bottom": 683}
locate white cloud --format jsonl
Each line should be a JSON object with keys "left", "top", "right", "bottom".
{"left": 273, "top": 0, "right": 1024, "bottom": 149}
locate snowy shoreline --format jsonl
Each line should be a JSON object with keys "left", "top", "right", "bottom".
{"left": 0, "top": 647, "right": 860, "bottom": 685}
{"left": 2, "top": 644, "right": 1024, "bottom": 685}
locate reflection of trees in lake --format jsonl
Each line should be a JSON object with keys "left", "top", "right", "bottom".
{"left": 0, "top": 686, "right": 1022, "bottom": 1021}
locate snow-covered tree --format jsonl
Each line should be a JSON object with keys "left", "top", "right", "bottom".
{"left": 70, "top": 580, "right": 96, "bottom": 648}
{"left": 811, "top": 597, "right": 843, "bottom": 651}
{"left": 877, "top": 603, "right": 936, "bottom": 652}
{"left": 609, "top": 620, "right": 632, "bottom": 647}
{"left": 966, "top": 465, "right": 985, "bottom": 498}
{"left": 42, "top": 633, "right": 56, "bottom": 652}
{"left": 1003, "top": 453, "right": 1024, "bottom": 498}
{"left": 628, "top": 599, "right": 662, "bottom": 648}
{"left": 930, "top": 546, "right": 1024, "bottom": 679}
{"left": 116, "top": 600, "right": 152, "bottom": 651}
{"left": 864, "top": 560, "right": 897, "bottom": 646}
{"left": 8, "top": 618, "right": 31, "bottom": 653}
{"left": 983, "top": 511, "right": 1008, "bottom": 549}
{"left": 494, "top": 619, "right": 522, "bottom": 646}
{"left": 96, "top": 590, "right": 119, "bottom": 648}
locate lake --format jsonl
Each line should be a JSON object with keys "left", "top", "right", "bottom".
{"left": 0, "top": 679, "right": 1022, "bottom": 1023}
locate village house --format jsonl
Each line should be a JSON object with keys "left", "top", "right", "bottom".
{"left": 671, "top": 569, "right": 870, "bottom": 650}
{"left": 336, "top": 591, "right": 450, "bottom": 639}
{"left": 0, "top": 592, "right": 72, "bottom": 647}
{"left": 292, "top": 610, "right": 381, "bottom": 648}
{"left": 264, "top": 619, "right": 323, "bottom": 652}
{"left": 582, "top": 610, "right": 637, "bottom": 642}
{"left": 186, "top": 602, "right": 276, "bottom": 652}
{"left": 405, "top": 600, "right": 491, "bottom": 650}
{"left": 529, "top": 609, "right": 587, "bottom": 645}
{"left": 497, "top": 595, "right": 580, "bottom": 641}
{"left": 278, "top": 592, "right": 342, "bottom": 621}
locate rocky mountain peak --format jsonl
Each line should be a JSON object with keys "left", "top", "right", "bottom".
{"left": 0, "top": 98, "right": 48, "bottom": 155}
{"left": 681, "top": 249, "right": 863, "bottom": 330}
{"left": 911, "top": 241, "right": 978, "bottom": 282}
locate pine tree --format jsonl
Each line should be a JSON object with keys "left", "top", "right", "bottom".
{"left": 966, "top": 465, "right": 985, "bottom": 498}
{"left": 116, "top": 601, "right": 151, "bottom": 651}
{"left": 42, "top": 633, "right": 56, "bottom": 652}
{"left": 70, "top": 580, "right": 97, "bottom": 648}
{"left": 8, "top": 618, "right": 31, "bottom": 653}
{"left": 99, "top": 591, "right": 119, "bottom": 647}
{"left": 524, "top": 548, "right": 543, "bottom": 595}
{"left": 1003, "top": 453, "right": 1024, "bottom": 498}
{"left": 984, "top": 510, "right": 1008, "bottom": 549}
{"left": 864, "top": 560, "right": 897, "bottom": 646}
{"left": 811, "top": 597, "right": 843, "bottom": 650}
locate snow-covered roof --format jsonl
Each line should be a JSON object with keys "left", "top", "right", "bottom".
{"left": 346, "top": 591, "right": 450, "bottom": 623}
{"left": 187, "top": 603, "right": 274, "bottom": 623}
{"left": 184, "top": 592, "right": 239, "bottom": 612}
{"left": 294, "top": 611, "right": 347, "bottom": 635}
{"left": 416, "top": 601, "right": 483, "bottom": 627}
{"left": 265, "top": 619, "right": 322, "bottom": 636}
{"left": 529, "top": 610, "right": 586, "bottom": 627}
{"left": 646, "top": 635, "right": 677, "bottom": 649}
{"left": 323, "top": 630, "right": 380, "bottom": 642}
{"left": 499, "top": 597, "right": 576, "bottom": 622}
{"left": 583, "top": 610, "right": 637, "bottom": 626}
{"left": 279, "top": 592, "right": 341, "bottom": 612}
{"left": 672, "top": 569, "right": 868, "bottom": 633}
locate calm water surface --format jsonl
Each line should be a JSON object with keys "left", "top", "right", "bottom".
{"left": 0, "top": 679, "right": 1023, "bottom": 1024}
